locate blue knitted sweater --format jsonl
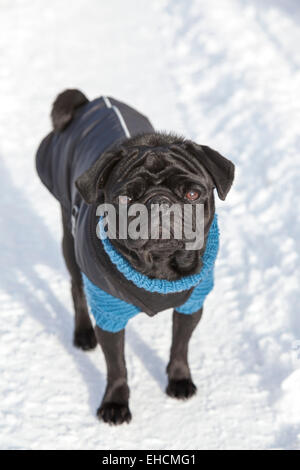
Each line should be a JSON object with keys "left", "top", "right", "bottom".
{"left": 82, "top": 215, "right": 219, "bottom": 332}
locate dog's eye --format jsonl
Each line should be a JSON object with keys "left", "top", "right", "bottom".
{"left": 119, "top": 195, "right": 132, "bottom": 204}
{"left": 185, "top": 190, "right": 199, "bottom": 201}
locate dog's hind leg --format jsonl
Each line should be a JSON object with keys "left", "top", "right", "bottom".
{"left": 61, "top": 206, "right": 97, "bottom": 351}
{"left": 166, "top": 308, "right": 203, "bottom": 400}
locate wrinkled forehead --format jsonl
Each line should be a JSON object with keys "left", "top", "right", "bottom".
{"left": 109, "top": 146, "right": 209, "bottom": 186}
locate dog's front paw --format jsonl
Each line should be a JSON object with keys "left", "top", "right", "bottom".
{"left": 166, "top": 378, "right": 197, "bottom": 400}
{"left": 97, "top": 403, "right": 132, "bottom": 425}
{"left": 73, "top": 327, "right": 97, "bottom": 351}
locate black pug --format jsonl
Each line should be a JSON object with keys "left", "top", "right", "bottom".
{"left": 36, "top": 89, "right": 234, "bottom": 425}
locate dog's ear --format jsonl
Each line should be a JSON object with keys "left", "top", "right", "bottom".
{"left": 51, "top": 89, "right": 89, "bottom": 132}
{"left": 184, "top": 142, "right": 235, "bottom": 200}
{"left": 75, "top": 148, "right": 125, "bottom": 204}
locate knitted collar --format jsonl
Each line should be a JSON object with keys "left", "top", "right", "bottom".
{"left": 97, "top": 215, "right": 219, "bottom": 294}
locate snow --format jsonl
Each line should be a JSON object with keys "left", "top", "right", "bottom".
{"left": 0, "top": 0, "right": 300, "bottom": 450}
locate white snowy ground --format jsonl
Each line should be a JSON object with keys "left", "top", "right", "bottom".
{"left": 0, "top": 0, "right": 299, "bottom": 450}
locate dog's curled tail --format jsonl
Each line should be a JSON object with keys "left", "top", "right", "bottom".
{"left": 51, "top": 89, "right": 89, "bottom": 132}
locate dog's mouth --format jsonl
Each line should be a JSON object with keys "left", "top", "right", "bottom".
{"left": 111, "top": 236, "right": 201, "bottom": 280}
{"left": 135, "top": 246, "right": 201, "bottom": 280}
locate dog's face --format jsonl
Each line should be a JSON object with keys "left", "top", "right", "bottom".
{"left": 76, "top": 133, "right": 234, "bottom": 280}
